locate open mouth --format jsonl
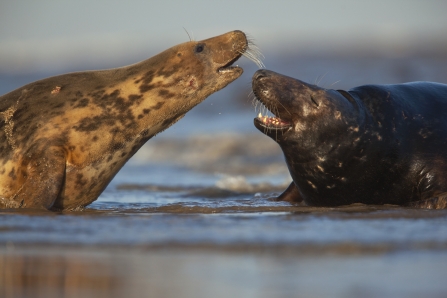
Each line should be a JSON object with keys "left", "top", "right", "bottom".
{"left": 251, "top": 69, "right": 296, "bottom": 137}
{"left": 218, "top": 54, "right": 243, "bottom": 74}
{"left": 255, "top": 112, "right": 291, "bottom": 130}
{"left": 253, "top": 102, "right": 292, "bottom": 135}
{"left": 252, "top": 88, "right": 292, "bottom": 136}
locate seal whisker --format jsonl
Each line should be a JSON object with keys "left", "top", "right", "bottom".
{"left": 247, "top": 36, "right": 264, "bottom": 57}
{"left": 255, "top": 99, "right": 261, "bottom": 114}
{"left": 247, "top": 90, "right": 254, "bottom": 98}
{"left": 315, "top": 71, "right": 329, "bottom": 87}
{"left": 252, "top": 94, "right": 260, "bottom": 113}
{"left": 241, "top": 50, "right": 265, "bottom": 69}
{"left": 329, "top": 80, "right": 341, "bottom": 87}
{"left": 274, "top": 106, "right": 282, "bottom": 122}
{"left": 182, "top": 27, "right": 193, "bottom": 41}
{"left": 273, "top": 105, "right": 281, "bottom": 142}
{"left": 241, "top": 37, "right": 265, "bottom": 68}
{"left": 248, "top": 90, "right": 257, "bottom": 110}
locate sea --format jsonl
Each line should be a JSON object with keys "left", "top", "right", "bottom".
{"left": 1, "top": 50, "right": 447, "bottom": 298}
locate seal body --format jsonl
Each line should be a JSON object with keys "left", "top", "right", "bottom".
{"left": 252, "top": 69, "right": 447, "bottom": 209}
{"left": 0, "top": 30, "right": 251, "bottom": 210}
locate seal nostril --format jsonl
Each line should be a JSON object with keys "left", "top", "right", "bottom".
{"left": 253, "top": 70, "right": 267, "bottom": 81}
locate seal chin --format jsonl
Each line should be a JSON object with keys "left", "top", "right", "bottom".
{"left": 215, "top": 62, "right": 243, "bottom": 89}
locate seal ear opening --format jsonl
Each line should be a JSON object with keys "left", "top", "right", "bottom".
{"left": 337, "top": 90, "right": 357, "bottom": 107}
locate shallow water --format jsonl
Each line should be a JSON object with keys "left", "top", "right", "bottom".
{"left": 2, "top": 158, "right": 447, "bottom": 298}
{"left": 1, "top": 54, "right": 447, "bottom": 297}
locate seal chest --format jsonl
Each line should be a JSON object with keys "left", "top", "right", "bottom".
{"left": 0, "top": 30, "right": 262, "bottom": 210}
{"left": 252, "top": 69, "right": 447, "bottom": 209}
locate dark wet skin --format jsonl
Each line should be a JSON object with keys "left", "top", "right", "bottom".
{"left": 252, "top": 69, "right": 447, "bottom": 209}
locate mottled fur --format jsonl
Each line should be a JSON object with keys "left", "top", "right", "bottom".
{"left": 0, "top": 30, "right": 248, "bottom": 210}
{"left": 252, "top": 69, "right": 447, "bottom": 209}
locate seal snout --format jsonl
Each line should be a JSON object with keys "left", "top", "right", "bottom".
{"left": 251, "top": 70, "right": 274, "bottom": 101}
{"left": 252, "top": 69, "right": 276, "bottom": 83}
{"left": 252, "top": 70, "right": 267, "bottom": 81}
{"left": 252, "top": 69, "right": 293, "bottom": 139}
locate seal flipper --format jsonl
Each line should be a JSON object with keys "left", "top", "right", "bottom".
{"left": 276, "top": 182, "right": 304, "bottom": 203}
{"left": 13, "top": 146, "right": 66, "bottom": 209}
{"left": 407, "top": 194, "right": 447, "bottom": 209}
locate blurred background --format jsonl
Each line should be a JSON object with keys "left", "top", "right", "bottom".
{"left": 1, "top": 0, "right": 446, "bottom": 166}
{"left": 2, "top": 0, "right": 447, "bottom": 112}
{"left": 1, "top": 1, "right": 447, "bottom": 297}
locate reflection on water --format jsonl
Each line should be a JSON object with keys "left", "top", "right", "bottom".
{"left": 2, "top": 248, "right": 447, "bottom": 298}
{"left": 1, "top": 251, "right": 122, "bottom": 298}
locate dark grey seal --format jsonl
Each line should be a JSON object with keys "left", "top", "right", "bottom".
{"left": 252, "top": 69, "right": 447, "bottom": 209}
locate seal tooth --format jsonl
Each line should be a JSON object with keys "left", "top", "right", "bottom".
{"left": 258, "top": 112, "right": 262, "bottom": 118}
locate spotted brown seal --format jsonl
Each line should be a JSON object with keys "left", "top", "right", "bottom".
{"left": 252, "top": 69, "right": 447, "bottom": 209}
{"left": 0, "top": 30, "right": 262, "bottom": 210}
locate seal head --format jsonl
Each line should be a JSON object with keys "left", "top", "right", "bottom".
{"left": 252, "top": 69, "right": 447, "bottom": 209}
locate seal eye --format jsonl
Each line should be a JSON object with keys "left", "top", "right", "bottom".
{"left": 195, "top": 44, "right": 205, "bottom": 53}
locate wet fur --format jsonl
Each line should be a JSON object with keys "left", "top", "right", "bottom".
{"left": 0, "top": 30, "right": 251, "bottom": 210}
{"left": 252, "top": 69, "right": 447, "bottom": 209}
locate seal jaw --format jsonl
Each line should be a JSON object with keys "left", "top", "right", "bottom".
{"left": 207, "top": 30, "right": 250, "bottom": 78}
{"left": 252, "top": 71, "right": 293, "bottom": 138}
{"left": 218, "top": 65, "right": 242, "bottom": 75}
{"left": 217, "top": 54, "right": 243, "bottom": 77}
{"left": 253, "top": 114, "right": 292, "bottom": 136}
